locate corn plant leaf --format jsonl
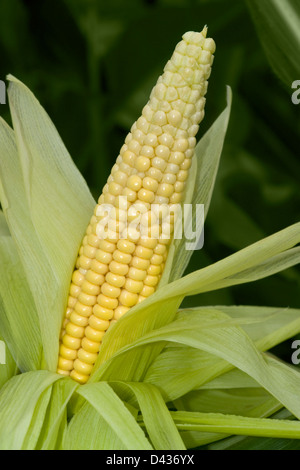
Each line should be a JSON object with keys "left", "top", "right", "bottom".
{"left": 104, "top": 307, "right": 300, "bottom": 420}
{"left": 144, "top": 305, "right": 300, "bottom": 402}
{"left": 37, "top": 378, "right": 78, "bottom": 450}
{"left": 0, "top": 371, "right": 61, "bottom": 450}
{"left": 170, "top": 410, "right": 300, "bottom": 440}
{"left": 63, "top": 400, "right": 127, "bottom": 450}
{"left": 1, "top": 76, "right": 95, "bottom": 371}
{"left": 64, "top": 382, "right": 151, "bottom": 450}
{"left": 246, "top": 0, "right": 300, "bottom": 86}
{"left": 0, "top": 229, "right": 42, "bottom": 372}
{"left": 110, "top": 381, "right": 186, "bottom": 450}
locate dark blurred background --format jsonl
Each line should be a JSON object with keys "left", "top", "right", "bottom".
{"left": 0, "top": 0, "right": 299, "bottom": 360}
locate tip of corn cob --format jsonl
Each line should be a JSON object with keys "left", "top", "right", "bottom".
{"left": 57, "top": 28, "right": 216, "bottom": 384}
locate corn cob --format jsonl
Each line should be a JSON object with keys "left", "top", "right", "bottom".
{"left": 57, "top": 28, "right": 216, "bottom": 384}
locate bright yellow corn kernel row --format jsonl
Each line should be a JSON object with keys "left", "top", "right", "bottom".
{"left": 57, "top": 28, "right": 216, "bottom": 384}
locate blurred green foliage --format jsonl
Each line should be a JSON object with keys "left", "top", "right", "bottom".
{"left": 0, "top": 0, "right": 299, "bottom": 358}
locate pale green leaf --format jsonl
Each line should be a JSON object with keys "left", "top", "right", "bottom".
{"left": 111, "top": 381, "right": 186, "bottom": 450}
{"left": 247, "top": 0, "right": 300, "bottom": 86}
{"left": 77, "top": 382, "right": 152, "bottom": 450}
{"left": 0, "top": 231, "right": 42, "bottom": 372}
{"left": 0, "top": 77, "right": 95, "bottom": 370}
{"left": 0, "top": 371, "right": 61, "bottom": 450}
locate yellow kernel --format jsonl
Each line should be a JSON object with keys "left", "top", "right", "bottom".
{"left": 58, "top": 357, "right": 73, "bottom": 371}
{"left": 162, "top": 173, "right": 176, "bottom": 185}
{"left": 72, "top": 270, "right": 85, "bottom": 286}
{"left": 70, "top": 284, "right": 81, "bottom": 298}
{"left": 59, "top": 344, "right": 77, "bottom": 361}
{"left": 93, "top": 303, "right": 114, "bottom": 320}
{"left": 81, "top": 280, "right": 101, "bottom": 296}
{"left": 141, "top": 145, "right": 155, "bottom": 158}
{"left": 134, "top": 245, "right": 153, "bottom": 260}
{"left": 147, "top": 264, "right": 161, "bottom": 276}
{"left": 70, "top": 370, "right": 89, "bottom": 384}
{"left": 137, "top": 295, "right": 146, "bottom": 304}
{"left": 138, "top": 188, "right": 155, "bottom": 203}
{"left": 152, "top": 157, "right": 167, "bottom": 172}
{"left": 144, "top": 275, "right": 159, "bottom": 287}
{"left": 113, "top": 250, "right": 132, "bottom": 264}
{"left": 65, "top": 322, "right": 85, "bottom": 339}
{"left": 77, "top": 348, "right": 98, "bottom": 365}
{"left": 83, "top": 244, "right": 97, "bottom": 258}
{"left": 146, "top": 167, "right": 163, "bottom": 182}
{"left": 77, "top": 292, "right": 97, "bottom": 307}
{"left": 144, "top": 133, "right": 158, "bottom": 147}
{"left": 113, "top": 306, "right": 129, "bottom": 321}
{"left": 62, "top": 334, "right": 81, "bottom": 350}
{"left": 73, "top": 358, "right": 94, "bottom": 376}
{"left": 99, "top": 239, "right": 116, "bottom": 253}
{"left": 105, "top": 271, "right": 126, "bottom": 288}
{"left": 154, "top": 243, "right": 167, "bottom": 256}
{"left": 139, "top": 237, "right": 157, "bottom": 249}
{"left": 109, "top": 260, "right": 129, "bottom": 276}
{"left": 123, "top": 150, "right": 136, "bottom": 166}
{"left": 101, "top": 282, "right": 121, "bottom": 298}
{"left": 157, "top": 183, "right": 174, "bottom": 198}
{"left": 136, "top": 116, "right": 150, "bottom": 133}
{"left": 140, "top": 285, "right": 155, "bottom": 297}
{"left": 85, "top": 326, "right": 106, "bottom": 343}
{"left": 174, "top": 181, "right": 185, "bottom": 193}
{"left": 153, "top": 110, "right": 167, "bottom": 126}
{"left": 119, "top": 289, "right": 139, "bottom": 307}
{"left": 125, "top": 278, "right": 144, "bottom": 294}
{"left": 96, "top": 293, "right": 118, "bottom": 310}
{"left": 169, "top": 192, "right": 182, "bottom": 204}
{"left": 117, "top": 239, "right": 136, "bottom": 254}
{"left": 135, "top": 156, "right": 151, "bottom": 172}
{"left": 158, "top": 133, "right": 174, "bottom": 148}
{"left": 128, "top": 139, "right": 141, "bottom": 154}
{"left": 155, "top": 145, "right": 170, "bottom": 160}
{"left": 131, "top": 256, "right": 150, "bottom": 270}
{"left": 127, "top": 175, "right": 142, "bottom": 191}
{"left": 68, "top": 296, "right": 77, "bottom": 309}
{"left": 57, "top": 369, "right": 70, "bottom": 377}
{"left": 81, "top": 337, "right": 101, "bottom": 354}
{"left": 168, "top": 110, "right": 182, "bottom": 127}
{"left": 177, "top": 170, "right": 189, "bottom": 182}
{"left": 150, "top": 254, "right": 164, "bottom": 265}
{"left": 70, "top": 312, "right": 89, "bottom": 327}
{"left": 169, "top": 151, "right": 185, "bottom": 165}
{"left": 113, "top": 170, "right": 128, "bottom": 186}
{"left": 142, "top": 176, "right": 159, "bottom": 192}
{"left": 128, "top": 267, "right": 147, "bottom": 281}
{"left": 122, "top": 187, "right": 137, "bottom": 203}
{"left": 103, "top": 193, "right": 115, "bottom": 205}
{"left": 85, "top": 270, "right": 105, "bottom": 286}
{"left": 89, "top": 315, "right": 110, "bottom": 331}
{"left": 95, "top": 250, "right": 113, "bottom": 264}
{"left": 74, "top": 301, "right": 93, "bottom": 317}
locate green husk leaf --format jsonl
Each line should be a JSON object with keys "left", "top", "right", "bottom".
{"left": 77, "top": 382, "right": 152, "bottom": 450}
{"left": 247, "top": 0, "right": 300, "bottom": 86}
{"left": 1, "top": 77, "right": 95, "bottom": 371}
{"left": 0, "top": 223, "right": 42, "bottom": 372}
{"left": 111, "top": 381, "right": 186, "bottom": 450}
{"left": 0, "top": 371, "right": 62, "bottom": 450}
{"left": 170, "top": 410, "right": 300, "bottom": 440}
